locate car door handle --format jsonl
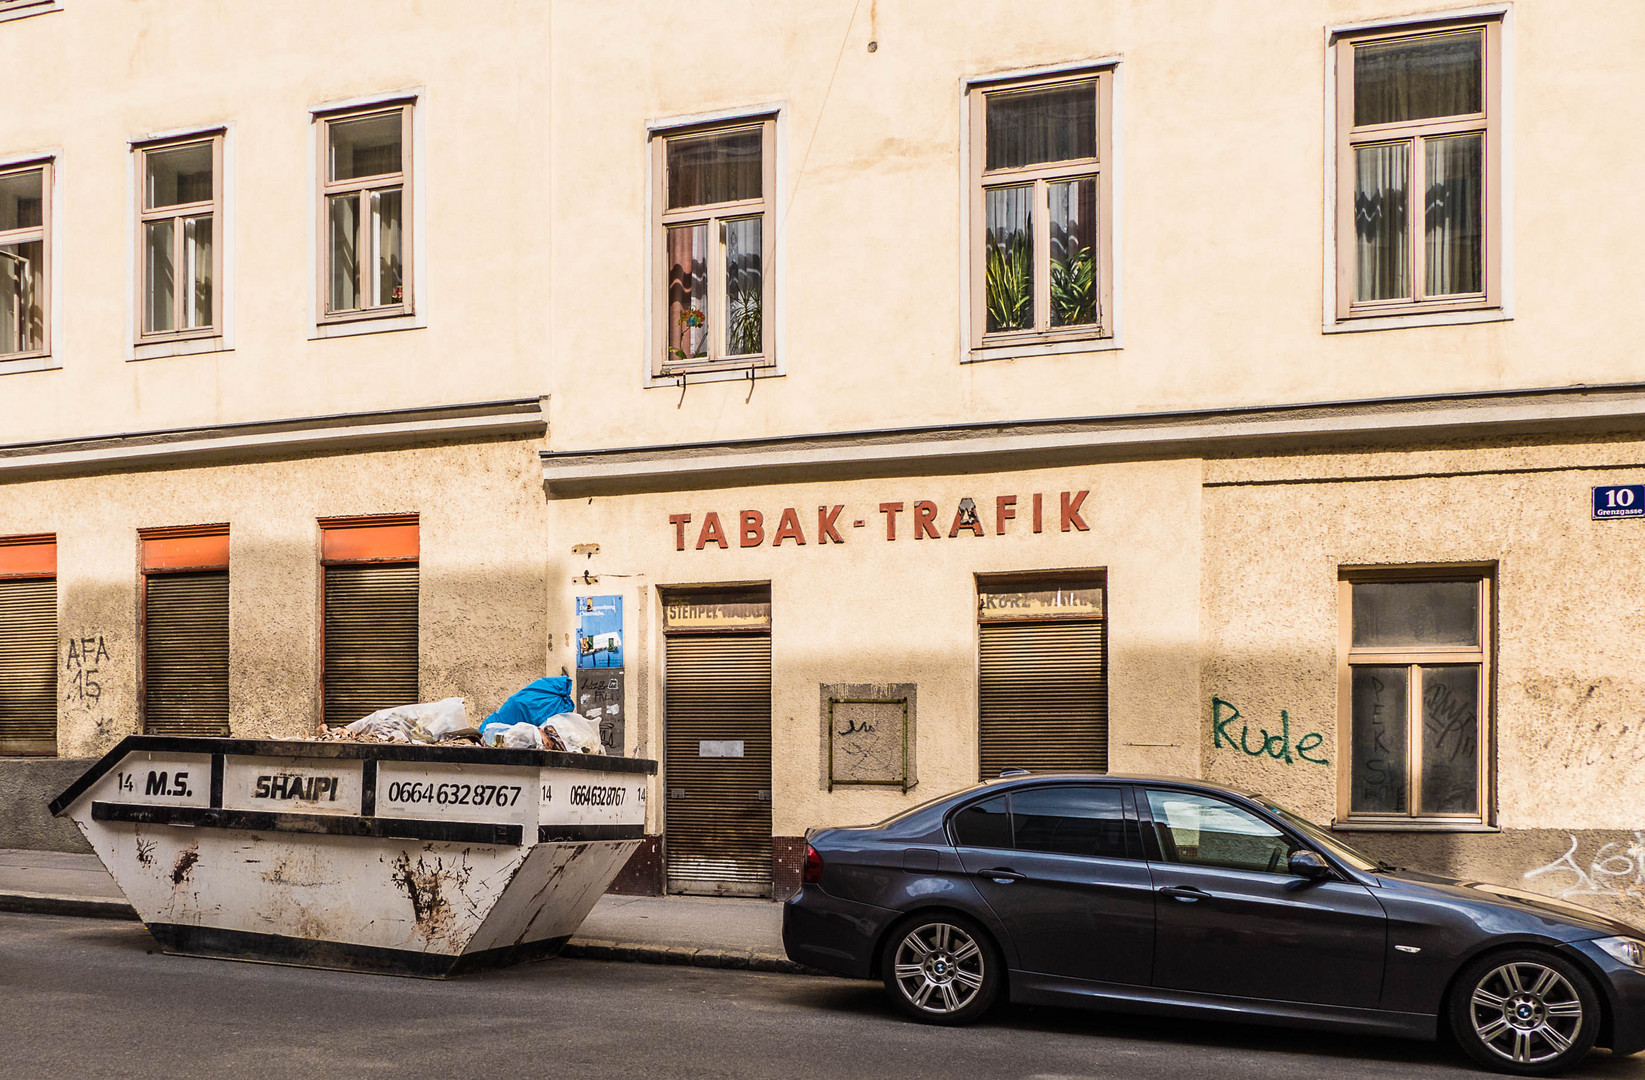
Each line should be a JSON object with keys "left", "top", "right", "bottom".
{"left": 1159, "top": 885, "right": 1210, "bottom": 903}
{"left": 978, "top": 868, "right": 1026, "bottom": 884}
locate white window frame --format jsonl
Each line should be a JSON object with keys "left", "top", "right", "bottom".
{"left": 0, "top": 151, "right": 56, "bottom": 376}
{"left": 1323, "top": 4, "right": 1514, "bottom": 334}
{"left": 308, "top": 89, "right": 427, "bottom": 340}
{"left": 0, "top": 1, "right": 61, "bottom": 26}
{"left": 129, "top": 125, "right": 233, "bottom": 361}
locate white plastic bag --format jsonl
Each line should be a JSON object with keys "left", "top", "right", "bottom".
{"left": 481, "top": 721, "right": 545, "bottom": 749}
{"left": 541, "top": 711, "right": 601, "bottom": 755}
{"left": 346, "top": 698, "right": 467, "bottom": 743}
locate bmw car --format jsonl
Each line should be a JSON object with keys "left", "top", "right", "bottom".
{"left": 782, "top": 773, "right": 1645, "bottom": 1075}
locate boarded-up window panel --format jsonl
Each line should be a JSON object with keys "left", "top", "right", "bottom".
{"left": 324, "top": 563, "right": 418, "bottom": 725}
{"left": 664, "top": 633, "right": 772, "bottom": 894}
{"left": 0, "top": 578, "right": 57, "bottom": 754}
{"left": 978, "top": 619, "right": 1107, "bottom": 780}
{"left": 143, "top": 570, "right": 230, "bottom": 737}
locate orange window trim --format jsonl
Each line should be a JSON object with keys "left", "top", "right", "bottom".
{"left": 321, "top": 519, "right": 419, "bottom": 563}
{"left": 0, "top": 534, "right": 55, "bottom": 579}
{"left": 142, "top": 531, "right": 230, "bottom": 571}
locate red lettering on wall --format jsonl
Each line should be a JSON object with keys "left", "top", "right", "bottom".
{"left": 696, "top": 512, "right": 728, "bottom": 550}
{"left": 773, "top": 508, "right": 807, "bottom": 546}
{"left": 740, "top": 511, "right": 765, "bottom": 548}
{"left": 1032, "top": 494, "right": 1044, "bottom": 534}
{"left": 949, "top": 505, "right": 984, "bottom": 538}
{"left": 669, "top": 514, "right": 692, "bottom": 552}
{"left": 913, "top": 501, "right": 939, "bottom": 539}
{"left": 1061, "top": 490, "right": 1090, "bottom": 532}
{"left": 996, "top": 495, "right": 1017, "bottom": 534}
{"left": 817, "top": 505, "right": 845, "bottom": 544}
{"left": 878, "top": 502, "right": 904, "bottom": 541}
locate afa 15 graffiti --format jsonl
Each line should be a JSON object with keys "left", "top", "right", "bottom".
{"left": 1211, "top": 697, "right": 1329, "bottom": 766}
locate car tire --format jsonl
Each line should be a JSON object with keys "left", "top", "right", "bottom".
{"left": 879, "top": 912, "right": 1003, "bottom": 1026}
{"left": 1448, "top": 948, "right": 1600, "bottom": 1076}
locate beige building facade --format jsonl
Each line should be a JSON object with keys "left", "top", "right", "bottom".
{"left": 1, "top": 1, "right": 1641, "bottom": 914}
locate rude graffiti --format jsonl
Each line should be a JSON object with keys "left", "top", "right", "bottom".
{"left": 1211, "top": 697, "right": 1329, "bottom": 766}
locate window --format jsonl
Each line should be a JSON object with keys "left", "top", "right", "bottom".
{"left": 970, "top": 69, "right": 1113, "bottom": 353}
{"left": 0, "top": 534, "right": 56, "bottom": 755}
{"left": 651, "top": 117, "right": 775, "bottom": 375}
{"left": 320, "top": 516, "right": 419, "bottom": 725}
{"left": 0, "top": 160, "right": 49, "bottom": 360}
{"left": 950, "top": 787, "right": 1139, "bottom": 860}
{"left": 318, "top": 104, "right": 412, "bottom": 322}
{"left": 1145, "top": 790, "right": 1299, "bottom": 874}
{"left": 140, "top": 527, "right": 229, "bottom": 737}
{"left": 1334, "top": 17, "right": 1501, "bottom": 320}
{"left": 1339, "top": 572, "right": 1492, "bottom": 824}
{"left": 137, "top": 135, "right": 222, "bottom": 341}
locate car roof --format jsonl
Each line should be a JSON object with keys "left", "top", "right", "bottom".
{"left": 970, "top": 771, "right": 1267, "bottom": 803}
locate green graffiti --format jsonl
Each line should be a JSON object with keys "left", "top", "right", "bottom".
{"left": 1211, "top": 697, "right": 1329, "bottom": 766}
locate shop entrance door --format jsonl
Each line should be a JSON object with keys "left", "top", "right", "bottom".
{"left": 662, "top": 590, "right": 772, "bottom": 896}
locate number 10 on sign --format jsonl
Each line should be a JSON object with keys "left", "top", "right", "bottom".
{"left": 1593, "top": 485, "right": 1645, "bottom": 519}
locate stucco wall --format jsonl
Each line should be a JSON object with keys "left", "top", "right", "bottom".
{"left": 548, "top": 459, "right": 1202, "bottom": 839}
{"left": 0, "top": 438, "right": 551, "bottom": 760}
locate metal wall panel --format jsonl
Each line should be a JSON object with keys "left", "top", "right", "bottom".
{"left": 143, "top": 570, "right": 230, "bottom": 737}
{"left": 978, "top": 618, "right": 1107, "bottom": 779}
{"left": 0, "top": 577, "right": 56, "bottom": 754}
{"left": 664, "top": 632, "right": 772, "bottom": 896}
{"left": 323, "top": 564, "right": 419, "bottom": 726}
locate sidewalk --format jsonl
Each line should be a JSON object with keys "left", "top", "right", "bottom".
{"left": 0, "top": 848, "right": 807, "bottom": 974}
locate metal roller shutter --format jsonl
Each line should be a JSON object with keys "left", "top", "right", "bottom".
{"left": 979, "top": 619, "right": 1107, "bottom": 780}
{"left": 324, "top": 563, "right": 419, "bottom": 726}
{"left": 664, "top": 633, "right": 772, "bottom": 896}
{"left": 0, "top": 578, "right": 56, "bottom": 754}
{"left": 144, "top": 570, "right": 230, "bottom": 737}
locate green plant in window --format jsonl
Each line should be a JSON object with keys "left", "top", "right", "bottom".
{"left": 726, "top": 287, "right": 762, "bottom": 356}
{"left": 984, "top": 234, "right": 1032, "bottom": 332}
{"left": 1049, "top": 243, "right": 1096, "bottom": 327}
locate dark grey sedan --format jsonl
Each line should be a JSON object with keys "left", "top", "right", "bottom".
{"left": 782, "top": 774, "right": 1645, "bottom": 1076}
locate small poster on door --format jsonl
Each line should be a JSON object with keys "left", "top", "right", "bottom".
{"left": 577, "top": 595, "right": 623, "bottom": 668}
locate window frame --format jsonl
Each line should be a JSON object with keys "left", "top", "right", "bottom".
{"left": 315, "top": 102, "right": 415, "bottom": 326}
{"left": 1331, "top": 13, "right": 1503, "bottom": 324}
{"left": 649, "top": 114, "right": 777, "bottom": 378}
{"left": 0, "top": 1, "right": 61, "bottom": 25}
{"left": 967, "top": 66, "right": 1115, "bottom": 356}
{"left": 0, "top": 157, "right": 51, "bottom": 364}
{"left": 1336, "top": 567, "right": 1495, "bottom": 829}
{"left": 134, "top": 132, "right": 224, "bottom": 345}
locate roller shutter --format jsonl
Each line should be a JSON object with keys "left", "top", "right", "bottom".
{"left": 664, "top": 632, "right": 772, "bottom": 896}
{"left": 323, "top": 564, "right": 419, "bottom": 725}
{"left": 978, "top": 617, "right": 1107, "bottom": 779}
{"left": 144, "top": 570, "right": 230, "bottom": 737}
{"left": 0, "top": 578, "right": 56, "bottom": 754}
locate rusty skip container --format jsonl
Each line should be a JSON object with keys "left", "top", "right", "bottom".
{"left": 49, "top": 735, "right": 656, "bottom": 976}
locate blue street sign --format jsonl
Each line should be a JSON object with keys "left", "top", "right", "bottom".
{"left": 1593, "top": 485, "right": 1645, "bottom": 520}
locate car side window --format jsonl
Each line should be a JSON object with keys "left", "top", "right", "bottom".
{"left": 1011, "top": 786, "right": 1138, "bottom": 860}
{"left": 950, "top": 795, "right": 1011, "bottom": 849}
{"left": 1144, "top": 790, "right": 1299, "bottom": 874}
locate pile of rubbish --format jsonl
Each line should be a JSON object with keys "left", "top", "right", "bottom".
{"left": 315, "top": 677, "right": 603, "bottom": 754}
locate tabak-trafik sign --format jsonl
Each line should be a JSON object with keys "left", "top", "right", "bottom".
{"left": 667, "top": 491, "right": 1091, "bottom": 550}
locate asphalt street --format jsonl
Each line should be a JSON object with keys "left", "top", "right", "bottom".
{"left": 4, "top": 913, "right": 1644, "bottom": 1080}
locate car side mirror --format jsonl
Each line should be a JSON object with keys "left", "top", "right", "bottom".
{"left": 1289, "top": 850, "right": 1332, "bottom": 879}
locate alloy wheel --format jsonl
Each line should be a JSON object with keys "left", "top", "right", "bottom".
{"left": 1467, "top": 961, "right": 1585, "bottom": 1067}
{"left": 892, "top": 922, "right": 987, "bottom": 1015}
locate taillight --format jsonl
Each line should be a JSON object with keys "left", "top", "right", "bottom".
{"left": 802, "top": 843, "right": 824, "bottom": 884}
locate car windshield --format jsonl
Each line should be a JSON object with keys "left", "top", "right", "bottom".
{"left": 1256, "top": 798, "right": 1380, "bottom": 873}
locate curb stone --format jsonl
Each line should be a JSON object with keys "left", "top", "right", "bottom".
{"left": 0, "top": 890, "right": 139, "bottom": 921}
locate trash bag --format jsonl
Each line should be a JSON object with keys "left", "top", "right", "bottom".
{"left": 541, "top": 711, "right": 601, "bottom": 755}
{"left": 480, "top": 721, "right": 546, "bottom": 750}
{"left": 346, "top": 698, "right": 467, "bottom": 743}
{"left": 480, "top": 678, "right": 575, "bottom": 731}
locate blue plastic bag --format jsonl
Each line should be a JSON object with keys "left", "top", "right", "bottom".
{"left": 480, "top": 677, "right": 575, "bottom": 731}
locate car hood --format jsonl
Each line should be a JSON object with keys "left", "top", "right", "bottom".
{"left": 1380, "top": 868, "right": 1645, "bottom": 938}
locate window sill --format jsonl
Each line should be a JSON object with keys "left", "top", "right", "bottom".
{"left": 646, "top": 363, "right": 782, "bottom": 389}
{"left": 132, "top": 336, "right": 230, "bottom": 362}
{"left": 0, "top": 353, "right": 58, "bottom": 377}
{"left": 0, "top": 1, "right": 61, "bottom": 25}
{"left": 966, "top": 334, "right": 1118, "bottom": 364}
{"left": 1325, "top": 308, "right": 1509, "bottom": 334}
{"left": 311, "top": 312, "right": 423, "bottom": 340}
{"left": 1332, "top": 819, "right": 1499, "bottom": 833}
